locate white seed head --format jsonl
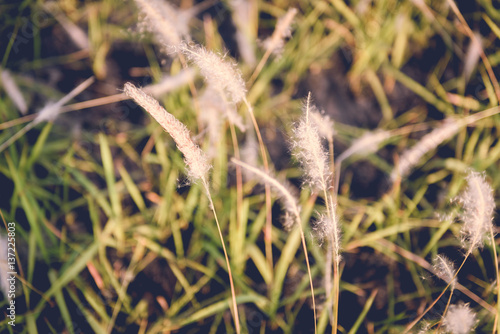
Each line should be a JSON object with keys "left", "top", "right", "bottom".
{"left": 34, "top": 76, "right": 94, "bottom": 125}
{"left": 1, "top": 69, "right": 28, "bottom": 114}
{"left": 240, "top": 124, "right": 259, "bottom": 175}
{"left": 199, "top": 86, "right": 246, "bottom": 132}
{"left": 143, "top": 69, "right": 196, "bottom": 98}
{"left": 134, "top": 0, "right": 190, "bottom": 49}
{"left": 177, "top": 43, "right": 247, "bottom": 104}
{"left": 262, "top": 8, "right": 297, "bottom": 57}
{"left": 463, "top": 32, "right": 482, "bottom": 83}
{"left": 337, "top": 129, "right": 390, "bottom": 163}
{"left": 230, "top": 0, "right": 257, "bottom": 66}
{"left": 458, "top": 170, "right": 495, "bottom": 251}
{"left": 442, "top": 303, "right": 477, "bottom": 334}
{"left": 314, "top": 214, "right": 342, "bottom": 262}
{"left": 231, "top": 158, "right": 300, "bottom": 229}
{"left": 391, "top": 119, "right": 459, "bottom": 181}
{"left": 432, "top": 254, "right": 457, "bottom": 290}
{"left": 124, "top": 82, "right": 210, "bottom": 180}
{"left": 291, "top": 93, "right": 331, "bottom": 191}
{"left": 309, "top": 109, "right": 335, "bottom": 141}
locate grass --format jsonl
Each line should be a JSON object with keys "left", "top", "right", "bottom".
{"left": 1, "top": 0, "right": 500, "bottom": 333}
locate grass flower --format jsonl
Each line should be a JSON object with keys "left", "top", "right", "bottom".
{"left": 230, "top": 0, "right": 257, "bottom": 66}
{"left": 309, "top": 109, "right": 335, "bottom": 142}
{"left": 0, "top": 77, "right": 94, "bottom": 154}
{"left": 457, "top": 170, "right": 495, "bottom": 252}
{"left": 178, "top": 43, "right": 247, "bottom": 105}
{"left": 125, "top": 82, "right": 241, "bottom": 333}
{"left": 134, "top": 0, "right": 189, "bottom": 48}
{"left": 231, "top": 158, "right": 299, "bottom": 228}
{"left": 124, "top": 82, "right": 210, "bottom": 180}
{"left": 291, "top": 93, "right": 331, "bottom": 191}
{"left": 432, "top": 254, "right": 457, "bottom": 290}
{"left": 391, "top": 119, "right": 459, "bottom": 181}
{"left": 442, "top": 303, "right": 477, "bottom": 334}
{"left": 262, "top": 8, "right": 298, "bottom": 58}
{"left": 337, "top": 129, "right": 390, "bottom": 163}
{"left": 1, "top": 69, "right": 27, "bottom": 115}
{"left": 231, "top": 158, "right": 317, "bottom": 334}
{"left": 143, "top": 69, "right": 196, "bottom": 98}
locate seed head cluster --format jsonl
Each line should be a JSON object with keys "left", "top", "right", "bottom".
{"left": 432, "top": 254, "right": 457, "bottom": 290}
{"left": 458, "top": 170, "right": 495, "bottom": 251}
{"left": 442, "top": 303, "right": 477, "bottom": 334}
{"left": 124, "top": 82, "right": 210, "bottom": 180}
{"left": 291, "top": 93, "right": 331, "bottom": 191}
{"left": 178, "top": 43, "right": 247, "bottom": 104}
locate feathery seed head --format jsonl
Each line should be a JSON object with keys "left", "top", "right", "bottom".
{"left": 442, "top": 303, "right": 477, "bottom": 334}
{"left": 291, "top": 93, "right": 331, "bottom": 191}
{"left": 337, "top": 129, "right": 390, "bottom": 163}
{"left": 262, "top": 8, "right": 297, "bottom": 57}
{"left": 391, "top": 118, "right": 459, "bottom": 181}
{"left": 240, "top": 125, "right": 259, "bottom": 176}
{"left": 177, "top": 43, "right": 247, "bottom": 104}
{"left": 134, "top": 0, "right": 190, "bottom": 48}
{"left": 231, "top": 158, "right": 301, "bottom": 229}
{"left": 314, "top": 214, "right": 342, "bottom": 262}
{"left": 199, "top": 86, "right": 246, "bottom": 132}
{"left": 432, "top": 254, "right": 457, "bottom": 290}
{"left": 458, "top": 170, "right": 495, "bottom": 251}
{"left": 143, "top": 69, "right": 196, "bottom": 98}
{"left": 124, "top": 82, "right": 210, "bottom": 180}
{"left": 309, "top": 109, "right": 335, "bottom": 141}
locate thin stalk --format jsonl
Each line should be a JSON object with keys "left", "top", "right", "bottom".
{"left": 202, "top": 178, "right": 240, "bottom": 334}
{"left": 404, "top": 251, "right": 471, "bottom": 333}
{"left": 248, "top": 48, "right": 273, "bottom": 85}
{"left": 332, "top": 261, "right": 340, "bottom": 334}
{"left": 231, "top": 158, "right": 317, "bottom": 334}
{"left": 434, "top": 290, "right": 454, "bottom": 333}
{"left": 299, "top": 226, "right": 318, "bottom": 334}
{"left": 229, "top": 122, "right": 244, "bottom": 229}
{"left": 243, "top": 97, "right": 274, "bottom": 279}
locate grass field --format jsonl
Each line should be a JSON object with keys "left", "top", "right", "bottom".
{"left": 1, "top": 0, "right": 500, "bottom": 333}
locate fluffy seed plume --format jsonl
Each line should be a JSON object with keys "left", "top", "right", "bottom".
{"left": 442, "top": 303, "right": 477, "bottom": 334}
{"left": 0, "top": 77, "right": 94, "bottom": 154}
{"left": 1, "top": 69, "right": 28, "bottom": 115}
{"left": 178, "top": 43, "right": 247, "bottom": 104}
{"left": 230, "top": 0, "right": 257, "bottom": 66}
{"left": 432, "top": 254, "right": 457, "bottom": 290}
{"left": 309, "top": 109, "right": 335, "bottom": 141}
{"left": 134, "top": 0, "right": 189, "bottom": 48}
{"left": 231, "top": 158, "right": 300, "bottom": 230}
{"left": 262, "top": 8, "right": 298, "bottom": 57}
{"left": 391, "top": 119, "right": 459, "bottom": 181}
{"left": 337, "top": 129, "right": 391, "bottom": 163}
{"left": 199, "top": 86, "right": 246, "bottom": 132}
{"left": 291, "top": 92, "right": 331, "bottom": 191}
{"left": 143, "top": 69, "right": 196, "bottom": 98}
{"left": 314, "top": 214, "right": 342, "bottom": 262}
{"left": 124, "top": 82, "right": 210, "bottom": 180}
{"left": 457, "top": 170, "right": 495, "bottom": 251}
{"left": 463, "top": 32, "right": 482, "bottom": 83}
